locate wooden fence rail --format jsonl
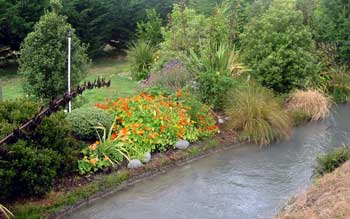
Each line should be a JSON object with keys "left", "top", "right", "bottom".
{"left": 0, "top": 78, "right": 111, "bottom": 155}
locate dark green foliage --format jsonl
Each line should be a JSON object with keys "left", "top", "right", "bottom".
{"left": 290, "top": 110, "right": 312, "bottom": 126}
{"left": 241, "top": 0, "right": 320, "bottom": 93}
{"left": 0, "top": 99, "right": 81, "bottom": 200}
{"left": 314, "top": 147, "right": 350, "bottom": 176}
{"left": 0, "top": 0, "right": 49, "bottom": 51}
{"left": 136, "top": 9, "right": 163, "bottom": 47}
{"left": 19, "top": 8, "right": 89, "bottom": 99}
{"left": 314, "top": 0, "right": 350, "bottom": 64}
{"left": 66, "top": 107, "right": 113, "bottom": 141}
{"left": 0, "top": 99, "right": 40, "bottom": 138}
{"left": 197, "top": 71, "right": 236, "bottom": 109}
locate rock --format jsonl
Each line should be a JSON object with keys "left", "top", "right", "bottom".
{"left": 175, "top": 140, "right": 190, "bottom": 150}
{"left": 142, "top": 152, "right": 152, "bottom": 163}
{"left": 218, "top": 118, "right": 225, "bottom": 124}
{"left": 127, "top": 159, "right": 143, "bottom": 169}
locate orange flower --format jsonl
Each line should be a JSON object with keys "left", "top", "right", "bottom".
{"left": 148, "top": 132, "right": 158, "bottom": 139}
{"left": 176, "top": 89, "right": 182, "bottom": 97}
{"left": 90, "top": 158, "right": 98, "bottom": 166}
{"left": 89, "top": 143, "right": 97, "bottom": 151}
{"left": 137, "top": 130, "right": 145, "bottom": 135}
{"left": 111, "top": 132, "right": 117, "bottom": 140}
{"left": 132, "top": 123, "right": 141, "bottom": 129}
{"left": 118, "top": 127, "right": 129, "bottom": 136}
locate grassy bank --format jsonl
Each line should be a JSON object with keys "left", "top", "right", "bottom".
{"left": 10, "top": 137, "right": 227, "bottom": 219}
{"left": 0, "top": 57, "right": 137, "bottom": 106}
{"left": 278, "top": 162, "right": 350, "bottom": 219}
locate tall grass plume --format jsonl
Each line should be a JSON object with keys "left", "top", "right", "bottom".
{"left": 286, "top": 89, "right": 331, "bottom": 121}
{"left": 224, "top": 85, "right": 291, "bottom": 146}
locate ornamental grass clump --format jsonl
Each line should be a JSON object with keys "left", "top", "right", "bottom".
{"left": 224, "top": 85, "right": 292, "bottom": 146}
{"left": 286, "top": 90, "right": 332, "bottom": 121}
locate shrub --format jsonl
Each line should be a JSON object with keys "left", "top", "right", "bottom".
{"left": 314, "top": 147, "right": 350, "bottom": 176}
{"left": 0, "top": 100, "right": 81, "bottom": 200}
{"left": 314, "top": 0, "right": 350, "bottom": 64}
{"left": 160, "top": 4, "right": 209, "bottom": 53}
{"left": 289, "top": 110, "right": 312, "bottom": 127}
{"left": 78, "top": 121, "right": 130, "bottom": 175}
{"left": 19, "top": 7, "right": 89, "bottom": 99}
{"left": 66, "top": 107, "right": 113, "bottom": 141}
{"left": 326, "top": 66, "right": 350, "bottom": 103}
{"left": 142, "top": 60, "right": 194, "bottom": 92}
{"left": 0, "top": 141, "right": 61, "bottom": 200}
{"left": 197, "top": 71, "right": 237, "bottom": 110}
{"left": 127, "top": 40, "right": 155, "bottom": 81}
{"left": 136, "top": 9, "right": 163, "bottom": 47}
{"left": 240, "top": 0, "right": 320, "bottom": 93}
{"left": 224, "top": 84, "right": 291, "bottom": 146}
{"left": 286, "top": 90, "right": 331, "bottom": 121}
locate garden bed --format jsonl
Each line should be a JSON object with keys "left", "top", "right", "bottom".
{"left": 10, "top": 130, "right": 239, "bottom": 219}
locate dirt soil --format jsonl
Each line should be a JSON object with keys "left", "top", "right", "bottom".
{"left": 278, "top": 162, "right": 350, "bottom": 219}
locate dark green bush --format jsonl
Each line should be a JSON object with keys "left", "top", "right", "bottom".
{"left": 289, "top": 110, "right": 312, "bottom": 127}
{"left": 0, "top": 99, "right": 81, "bottom": 201}
{"left": 66, "top": 107, "right": 113, "bottom": 141}
{"left": 197, "top": 71, "right": 236, "bottom": 110}
{"left": 314, "top": 147, "right": 350, "bottom": 177}
{"left": 240, "top": 0, "right": 320, "bottom": 93}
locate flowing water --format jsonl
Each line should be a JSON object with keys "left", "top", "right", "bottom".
{"left": 65, "top": 105, "right": 350, "bottom": 219}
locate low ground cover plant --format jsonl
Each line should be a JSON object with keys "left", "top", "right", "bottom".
{"left": 79, "top": 91, "right": 218, "bottom": 174}
{"left": 286, "top": 90, "right": 331, "bottom": 121}
{"left": 224, "top": 84, "right": 291, "bottom": 146}
{"left": 314, "top": 146, "right": 350, "bottom": 177}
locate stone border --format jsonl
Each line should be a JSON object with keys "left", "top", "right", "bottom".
{"left": 52, "top": 139, "right": 242, "bottom": 219}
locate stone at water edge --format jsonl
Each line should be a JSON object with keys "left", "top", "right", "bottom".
{"left": 218, "top": 118, "right": 225, "bottom": 124}
{"left": 142, "top": 152, "right": 152, "bottom": 163}
{"left": 175, "top": 140, "right": 190, "bottom": 150}
{"left": 127, "top": 159, "right": 143, "bottom": 169}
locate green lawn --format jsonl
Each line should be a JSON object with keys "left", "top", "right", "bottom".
{"left": 0, "top": 57, "right": 138, "bottom": 107}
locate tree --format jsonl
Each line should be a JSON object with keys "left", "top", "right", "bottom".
{"left": 314, "top": 0, "right": 350, "bottom": 64}
{"left": 136, "top": 9, "right": 163, "bottom": 47}
{"left": 240, "top": 0, "right": 320, "bottom": 93}
{"left": 19, "top": 2, "right": 89, "bottom": 99}
{"left": 0, "top": 0, "right": 49, "bottom": 52}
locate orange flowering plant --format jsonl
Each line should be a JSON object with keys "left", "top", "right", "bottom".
{"left": 79, "top": 90, "right": 218, "bottom": 174}
{"left": 78, "top": 118, "right": 132, "bottom": 174}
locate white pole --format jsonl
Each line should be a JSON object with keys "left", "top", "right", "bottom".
{"left": 68, "top": 32, "right": 72, "bottom": 112}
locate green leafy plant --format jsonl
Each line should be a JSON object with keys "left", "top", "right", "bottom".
{"left": 314, "top": 147, "right": 350, "bottom": 176}
{"left": 136, "top": 9, "right": 163, "bottom": 47}
{"left": 66, "top": 107, "right": 113, "bottom": 140}
{"left": 326, "top": 66, "right": 350, "bottom": 103}
{"left": 19, "top": 4, "right": 89, "bottom": 98}
{"left": 0, "top": 203, "right": 14, "bottom": 219}
{"left": 160, "top": 4, "right": 209, "bottom": 53}
{"left": 94, "top": 92, "right": 218, "bottom": 161}
{"left": 224, "top": 84, "right": 292, "bottom": 146}
{"left": 0, "top": 100, "right": 81, "bottom": 200}
{"left": 240, "top": 0, "right": 320, "bottom": 93}
{"left": 78, "top": 118, "right": 131, "bottom": 175}
{"left": 127, "top": 40, "right": 155, "bottom": 81}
